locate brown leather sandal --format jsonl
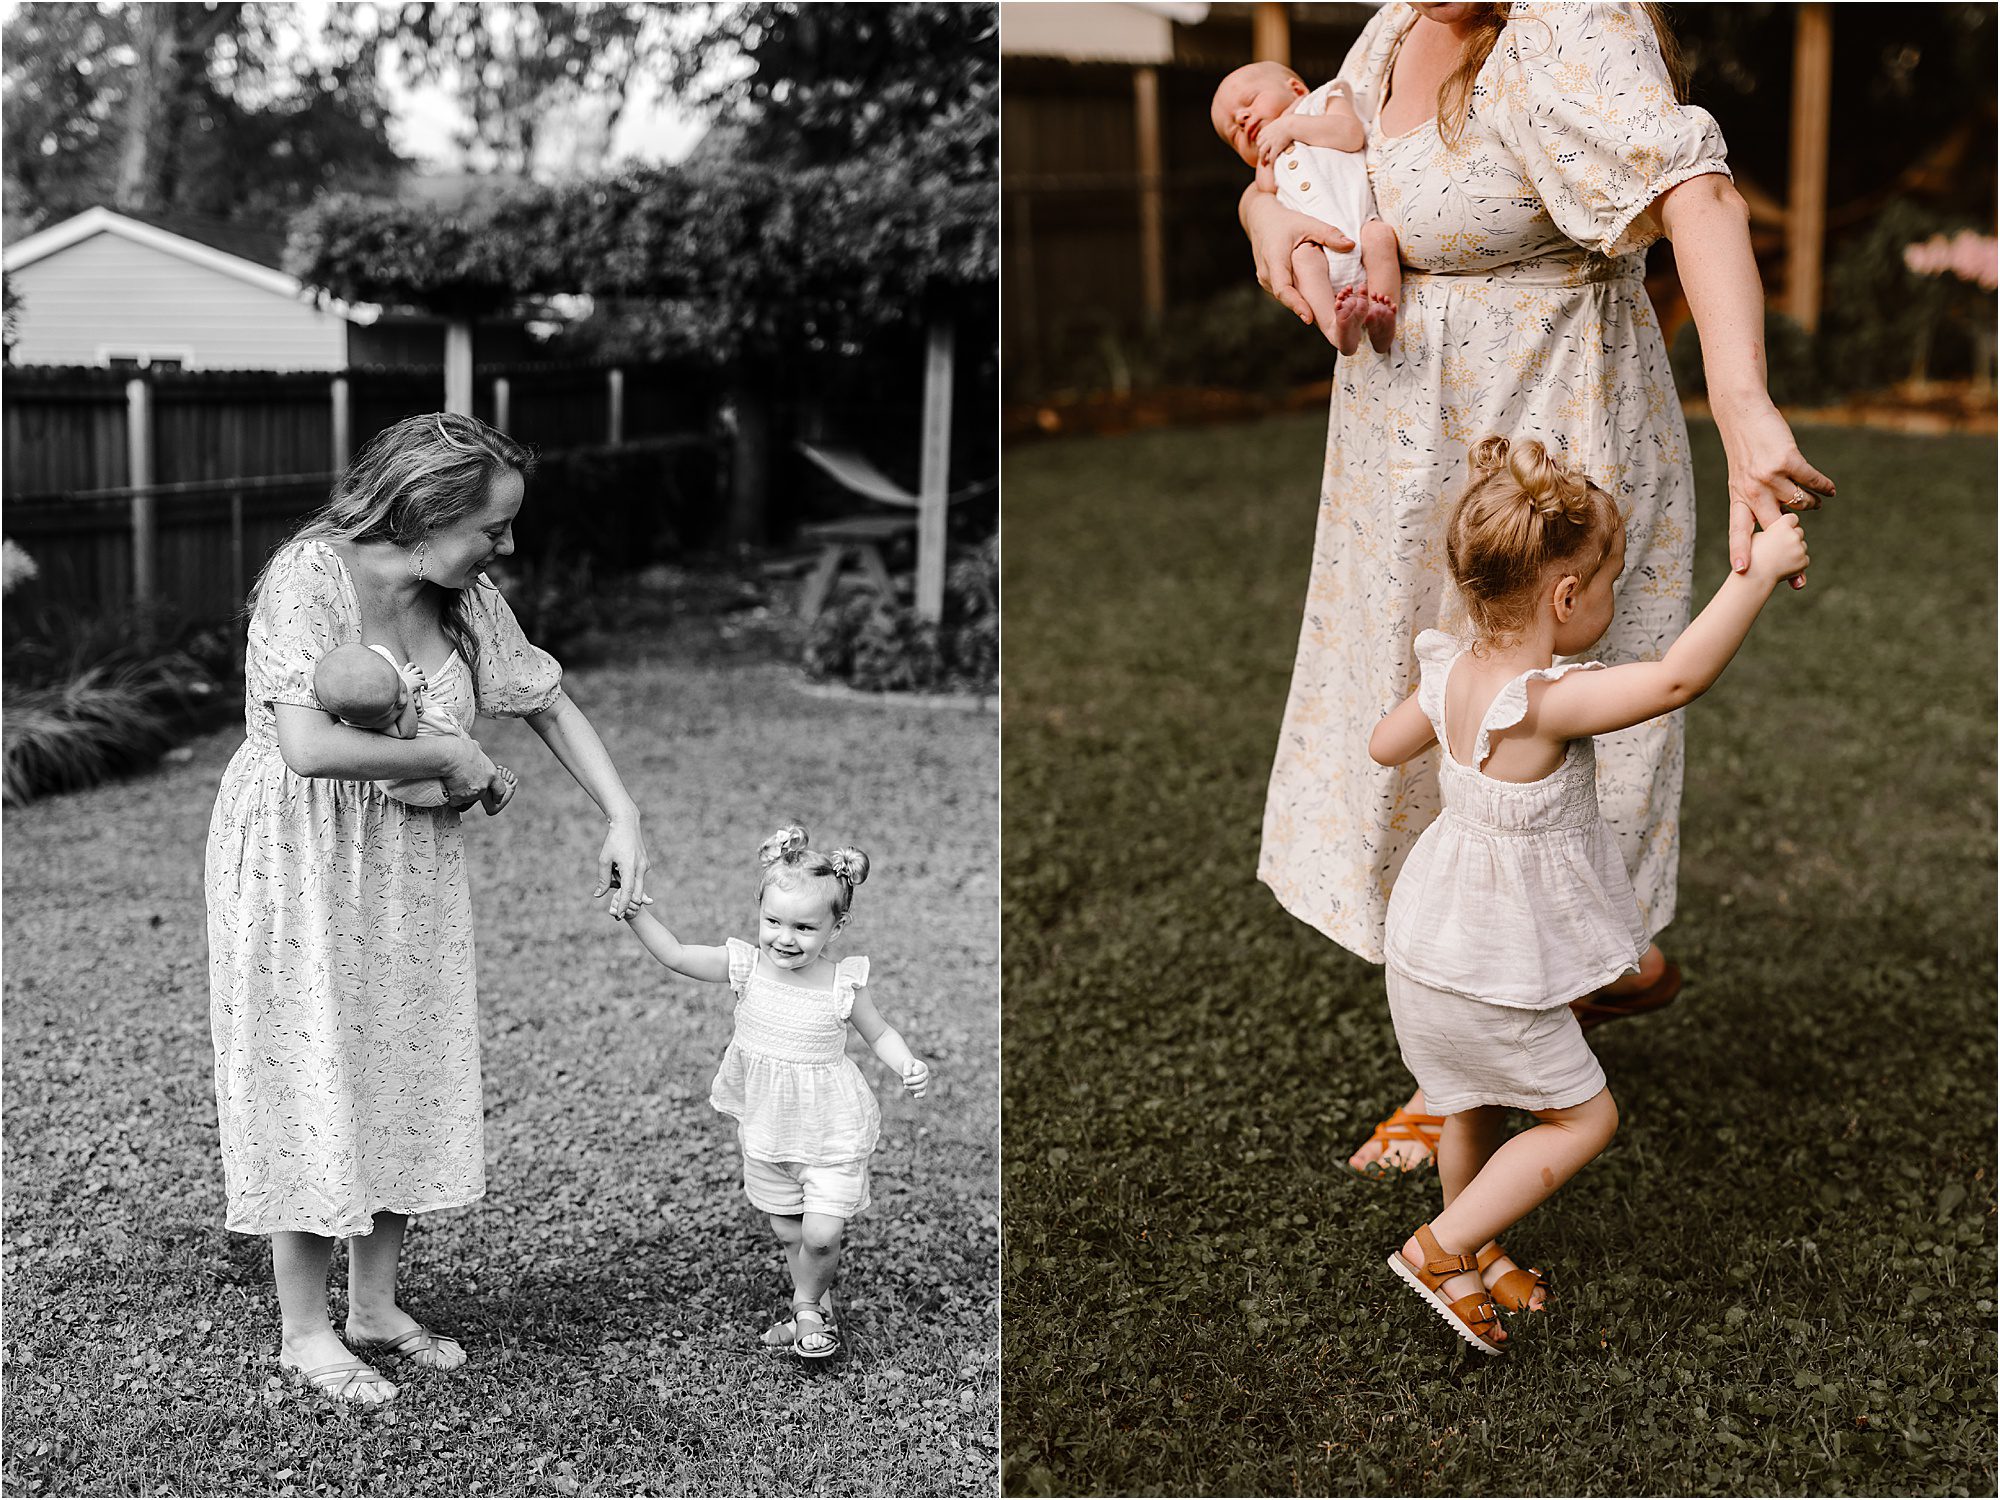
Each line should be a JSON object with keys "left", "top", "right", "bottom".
{"left": 1388, "top": 1224, "right": 1506, "bottom": 1356}
{"left": 1477, "top": 1241, "right": 1549, "bottom": 1313}
{"left": 1345, "top": 1106, "right": 1445, "bottom": 1179}
{"left": 1572, "top": 961, "right": 1683, "bottom": 1033}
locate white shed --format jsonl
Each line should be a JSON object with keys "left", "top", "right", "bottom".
{"left": 2, "top": 207, "right": 360, "bottom": 371}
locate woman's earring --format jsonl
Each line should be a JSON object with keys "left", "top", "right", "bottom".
{"left": 410, "top": 541, "right": 429, "bottom": 582}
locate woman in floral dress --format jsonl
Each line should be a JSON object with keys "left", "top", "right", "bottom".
{"left": 206, "top": 414, "right": 653, "bottom": 1404}
{"left": 1240, "top": 3, "right": 1837, "bottom": 1174}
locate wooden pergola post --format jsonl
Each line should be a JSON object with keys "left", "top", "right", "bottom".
{"left": 329, "top": 374, "right": 352, "bottom": 477}
{"left": 444, "top": 317, "right": 474, "bottom": 414}
{"left": 1253, "top": 2, "right": 1292, "bottom": 67}
{"left": 1133, "top": 65, "right": 1166, "bottom": 326}
{"left": 1784, "top": 3, "right": 1832, "bottom": 331}
{"left": 915, "top": 316, "right": 954, "bottom": 622}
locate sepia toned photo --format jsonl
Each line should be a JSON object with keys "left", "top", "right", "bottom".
{"left": 1002, "top": 3, "right": 1996, "bottom": 1495}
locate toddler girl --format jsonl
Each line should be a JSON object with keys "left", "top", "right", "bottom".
{"left": 313, "top": 641, "right": 516, "bottom": 814}
{"left": 619, "top": 825, "right": 931, "bottom": 1358}
{"left": 1368, "top": 435, "right": 1809, "bottom": 1355}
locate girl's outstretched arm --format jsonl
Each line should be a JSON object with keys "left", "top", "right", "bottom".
{"left": 1369, "top": 691, "right": 1437, "bottom": 767}
{"left": 849, "top": 987, "right": 930, "bottom": 1097}
{"left": 1537, "top": 516, "right": 1810, "bottom": 740}
{"left": 620, "top": 909, "right": 731, "bottom": 983}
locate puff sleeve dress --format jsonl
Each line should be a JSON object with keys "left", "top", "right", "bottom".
{"left": 204, "top": 538, "right": 561, "bottom": 1237}
{"left": 1257, "top": 2, "right": 1730, "bottom": 963}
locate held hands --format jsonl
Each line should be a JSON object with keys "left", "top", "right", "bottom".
{"left": 596, "top": 815, "right": 653, "bottom": 921}
{"left": 901, "top": 1058, "right": 932, "bottom": 1099}
{"left": 1745, "top": 512, "right": 1810, "bottom": 586}
{"left": 1720, "top": 401, "right": 1835, "bottom": 591}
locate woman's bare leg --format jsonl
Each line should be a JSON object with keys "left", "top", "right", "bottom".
{"left": 1347, "top": 1084, "right": 1436, "bottom": 1173}
{"left": 345, "top": 1211, "right": 466, "bottom": 1370}
{"left": 274, "top": 1230, "right": 397, "bottom": 1403}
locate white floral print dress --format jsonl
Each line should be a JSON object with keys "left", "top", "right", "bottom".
{"left": 205, "top": 538, "right": 561, "bottom": 1236}
{"left": 1259, "top": 1, "right": 1729, "bottom": 962}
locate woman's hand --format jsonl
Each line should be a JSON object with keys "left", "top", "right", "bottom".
{"left": 1712, "top": 396, "right": 1835, "bottom": 591}
{"left": 596, "top": 814, "right": 651, "bottom": 920}
{"left": 439, "top": 736, "right": 498, "bottom": 803}
{"left": 1241, "top": 186, "right": 1355, "bottom": 325}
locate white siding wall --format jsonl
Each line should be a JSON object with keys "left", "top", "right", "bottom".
{"left": 7, "top": 231, "right": 349, "bottom": 371}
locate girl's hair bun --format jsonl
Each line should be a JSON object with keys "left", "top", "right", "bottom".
{"left": 758, "top": 824, "right": 809, "bottom": 868}
{"left": 825, "top": 847, "right": 870, "bottom": 888}
{"left": 1505, "top": 437, "right": 1593, "bottom": 525}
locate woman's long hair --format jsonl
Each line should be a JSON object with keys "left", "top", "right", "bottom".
{"left": 1436, "top": 4, "right": 1686, "bottom": 147}
{"left": 258, "top": 413, "right": 535, "bottom": 681}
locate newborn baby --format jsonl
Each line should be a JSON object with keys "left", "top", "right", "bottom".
{"left": 313, "top": 642, "right": 516, "bottom": 814}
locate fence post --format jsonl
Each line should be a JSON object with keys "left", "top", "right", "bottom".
{"left": 607, "top": 367, "right": 625, "bottom": 446}
{"left": 126, "top": 375, "right": 156, "bottom": 614}
{"left": 330, "top": 375, "right": 352, "bottom": 477}
{"left": 915, "top": 316, "right": 954, "bottom": 623}
{"left": 494, "top": 376, "right": 511, "bottom": 435}
{"left": 229, "top": 487, "right": 245, "bottom": 606}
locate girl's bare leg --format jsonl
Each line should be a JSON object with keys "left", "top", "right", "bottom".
{"left": 1435, "top": 1108, "right": 1549, "bottom": 1310}
{"left": 274, "top": 1230, "right": 397, "bottom": 1403}
{"left": 1359, "top": 219, "right": 1402, "bottom": 353}
{"left": 1401, "top": 1089, "right": 1619, "bottom": 1293}
{"left": 345, "top": 1211, "right": 466, "bottom": 1370}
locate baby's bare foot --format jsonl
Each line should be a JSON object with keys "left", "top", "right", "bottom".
{"left": 1363, "top": 292, "right": 1397, "bottom": 354}
{"left": 1331, "top": 286, "right": 1368, "bottom": 356}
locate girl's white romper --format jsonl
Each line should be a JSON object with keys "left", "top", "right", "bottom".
{"left": 1382, "top": 630, "right": 1650, "bottom": 1114}
{"left": 710, "top": 939, "right": 882, "bottom": 1205}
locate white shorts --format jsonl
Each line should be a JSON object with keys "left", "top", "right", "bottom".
{"left": 742, "top": 1155, "right": 872, "bottom": 1219}
{"left": 1385, "top": 967, "right": 1608, "bottom": 1116}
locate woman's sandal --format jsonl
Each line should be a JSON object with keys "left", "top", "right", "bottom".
{"left": 1388, "top": 1224, "right": 1507, "bottom": 1356}
{"left": 345, "top": 1323, "right": 467, "bottom": 1372}
{"left": 280, "top": 1356, "right": 398, "bottom": 1406}
{"left": 1345, "top": 1106, "right": 1445, "bottom": 1179}
{"left": 1571, "top": 961, "right": 1683, "bottom": 1033}
{"left": 791, "top": 1300, "right": 842, "bottom": 1360}
{"left": 1477, "top": 1241, "right": 1549, "bottom": 1313}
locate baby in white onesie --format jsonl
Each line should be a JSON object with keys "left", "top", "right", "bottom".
{"left": 313, "top": 641, "right": 516, "bottom": 814}
{"left": 1212, "top": 60, "right": 1402, "bottom": 355}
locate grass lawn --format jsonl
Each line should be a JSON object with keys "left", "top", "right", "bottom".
{"left": 1000, "top": 416, "right": 1996, "bottom": 1496}
{"left": 3, "top": 603, "right": 998, "bottom": 1497}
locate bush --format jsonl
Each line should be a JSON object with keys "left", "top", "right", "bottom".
{"left": 4, "top": 659, "right": 186, "bottom": 806}
{"left": 1821, "top": 197, "right": 1997, "bottom": 392}
{"left": 803, "top": 535, "right": 996, "bottom": 693}
{"left": 484, "top": 551, "right": 609, "bottom": 664}
{"left": 2, "top": 604, "right": 228, "bottom": 806}
{"left": 1036, "top": 284, "right": 1334, "bottom": 401}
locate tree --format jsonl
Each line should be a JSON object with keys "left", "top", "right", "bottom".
{"left": 2, "top": 2, "right": 404, "bottom": 230}
{"left": 387, "top": 2, "right": 679, "bottom": 177}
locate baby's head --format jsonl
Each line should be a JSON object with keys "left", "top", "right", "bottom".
{"left": 755, "top": 824, "right": 870, "bottom": 972}
{"left": 314, "top": 644, "right": 416, "bottom": 736}
{"left": 1445, "top": 435, "right": 1626, "bottom": 653}
{"left": 1211, "top": 61, "right": 1308, "bottom": 167}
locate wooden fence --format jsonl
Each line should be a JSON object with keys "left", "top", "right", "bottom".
{"left": 0, "top": 359, "right": 722, "bottom": 630}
